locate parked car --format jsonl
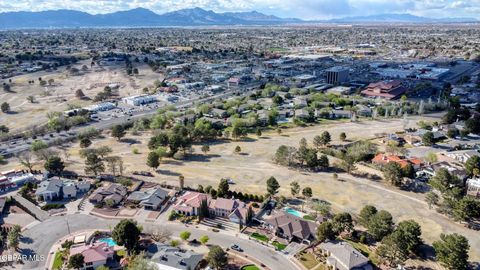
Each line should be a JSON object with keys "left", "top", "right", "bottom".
{"left": 231, "top": 244, "right": 243, "bottom": 252}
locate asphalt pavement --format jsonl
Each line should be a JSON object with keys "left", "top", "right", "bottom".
{"left": 19, "top": 214, "right": 296, "bottom": 270}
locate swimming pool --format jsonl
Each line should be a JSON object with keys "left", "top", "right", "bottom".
{"left": 285, "top": 207, "right": 303, "bottom": 218}
{"left": 98, "top": 237, "right": 117, "bottom": 247}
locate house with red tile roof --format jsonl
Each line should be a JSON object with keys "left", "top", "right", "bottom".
{"left": 361, "top": 80, "right": 407, "bottom": 100}
{"left": 69, "top": 242, "right": 114, "bottom": 270}
{"left": 372, "top": 153, "right": 423, "bottom": 169}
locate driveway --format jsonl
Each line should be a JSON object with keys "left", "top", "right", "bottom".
{"left": 19, "top": 214, "right": 297, "bottom": 270}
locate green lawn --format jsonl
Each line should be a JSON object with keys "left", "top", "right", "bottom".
{"left": 52, "top": 251, "right": 65, "bottom": 270}
{"left": 241, "top": 265, "right": 261, "bottom": 270}
{"left": 297, "top": 251, "right": 320, "bottom": 269}
{"left": 251, "top": 232, "right": 269, "bottom": 242}
{"left": 303, "top": 215, "right": 316, "bottom": 221}
{"left": 271, "top": 241, "right": 287, "bottom": 251}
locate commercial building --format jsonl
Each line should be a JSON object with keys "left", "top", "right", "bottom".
{"left": 361, "top": 80, "right": 408, "bottom": 100}
{"left": 122, "top": 95, "right": 157, "bottom": 106}
{"left": 325, "top": 67, "right": 349, "bottom": 85}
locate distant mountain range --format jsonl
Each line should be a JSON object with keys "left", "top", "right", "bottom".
{"left": 0, "top": 8, "right": 477, "bottom": 29}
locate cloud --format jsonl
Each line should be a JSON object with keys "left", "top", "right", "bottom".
{"left": 0, "top": 0, "right": 478, "bottom": 19}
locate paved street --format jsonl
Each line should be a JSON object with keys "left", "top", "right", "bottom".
{"left": 19, "top": 214, "right": 296, "bottom": 270}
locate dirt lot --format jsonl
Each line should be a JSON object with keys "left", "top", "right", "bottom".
{"left": 3, "top": 113, "right": 480, "bottom": 261}
{"left": 0, "top": 60, "right": 162, "bottom": 131}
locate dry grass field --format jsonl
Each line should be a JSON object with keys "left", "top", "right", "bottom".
{"left": 0, "top": 60, "right": 162, "bottom": 131}
{"left": 3, "top": 113, "right": 480, "bottom": 261}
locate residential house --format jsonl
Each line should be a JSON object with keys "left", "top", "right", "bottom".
{"left": 89, "top": 183, "right": 127, "bottom": 207}
{"left": 209, "top": 198, "right": 246, "bottom": 218}
{"left": 444, "top": 149, "right": 479, "bottom": 164}
{"left": 405, "top": 129, "right": 446, "bottom": 145}
{"left": 69, "top": 242, "right": 114, "bottom": 270}
{"left": 127, "top": 188, "right": 169, "bottom": 210}
{"left": 466, "top": 178, "right": 480, "bottom": 198}
{"left": 417, "top": 161, "right": 467, "bottom": 180}
{"left": 372, "top": 153, "right": 423, "bottom": 169}
{"left": 173, "top": 191, "right": 210, "bottom": 216}
{"left": 148, "top": 244, "right": 203, "bottom": 270}
{"left": 35, "top": 179, "right": 62, "bottom": 201}
{"left": 173, "top": 192, "right": 249, "bottom": 223}
{"left": 36, "top": 179, "right": 91, "bottom": 201}
{"left": 264, "top": 212, "right": 318, "bottom": 244}
{"left": 319, "top": 241, "right": 372, "bottom": 270}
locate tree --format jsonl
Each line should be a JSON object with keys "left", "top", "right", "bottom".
{"left": 332, "top": 212, "right": 354, "bottom": 234}
{"left": 27, "top": 95, "right": 35, "bottom": 103}
{"left": 422, "top": 131, "right": 435, "bottom": 146}
{"left": 433, "top": 233, "right": 470, "bottom": 270}
{"left": 465, "top": 155, "right": 480, "bottom": 176}
{"left": 44, "top": 156, "right": 65, "bottom": 176}
{"left": 453, "top": 197, "right": 480, "bottom": 222}
{"left": 1, "top": 102, "right": 10, "bottom": 113}
{"left": 198, "top": 199, "right": 209, "bottom": 220}
{"left": 425, "top": 191, "right": 439, "bottom": 209}
{"left": 358, "top": 205, "right": 378, "bottom": 228}
{"left": 179, "top": 231, "right": 191, "bottom": 241}
{"left": 112, "top": 219, "right": 141, "bottom": 255}
{"left": 302, "top": 187, "right": 312, "bottom": 200}
{"left": 246, "top": 206, "right": 254, "bottom": 225}
{"left": 466, "top": 115, "right": 480, "bottom": 135}
{"left": 128, "top": 254, "right": 158, "bottom": 270}
{"left": 146, "top": 151, "right": 160, "bottom": 170}
{"left": 206, "top": 245, "right": 228, "bottom": 270}
{"left": 0, "top": 124, "right": 9, "bottom": 133}
{"left": 316, "top": 221, "right": 337, "bottom": 242}
{"left": 273, "top": 145, "right": 296, "bottom": 166}
{"left": 151, "top": 227, "right": 172, "bottom": 243}
{"left": 84, "top": 153, "right": 105, "bottom": 176}
{"left": 111, "top": 125, "right": 126, "bottom": 141}
{"left": 339, "top": 132, "right": 347, "bottom": 141}
{"left": 367, "top": 210, "right": 394, "bottom": 241}
{"left": 178, "top": 175, "right": 185, "bottom": 190}
{"left": 266, "top": 176, "right": 280, "bottom": 196}
{"left": 79, "top": 137, "right": 91, "bottom": 148}
{"left": 234, "top": 145, "right": 241, "bottom": 154}
{"left": 201, "top": 145, "right": 210, "bottom": 155}
{"left": 429, "top": 168, "right": 462, "bottom": 194}
{"left": 396, "top": 220, "right": 423, "bottom": 253}
{"left": 383, "top": 162, "right": 404, "bottom": 186}
{"left": 377, "top": 230, "right": 408, "bottom": 267}
{"left": 402, "top": 163, "right": 415, "bottom": 179}
{"left": 199, "top": 235, "right": 209, "bottom": 245}
{"left": 318, "top": 131, "right": 331, "bottom": 146}
{"left": 256, "top": 128, "right": 262, "bottom": 137}
{"left": 7, "top": 229, "right": 20, "bottom": 250}
{"left": 312, "top": 201, "right": 331, "bottom": 217}
{"left": 425, "top": 152, "right": 438, "bottom": 163}
{"left": 290, "top": 181, "right": 300, "bottom": 197}
{"left": 68, "top": 254, "right": 85, "bottom": 269}
{"left": 75, "top": 89, "right": 85, "bottom": 99}
{"left": 217, "top": 178, "right": 230, "bottom": 198}
{"left": 17, "top": 152, "right": 34, "bottom": 171}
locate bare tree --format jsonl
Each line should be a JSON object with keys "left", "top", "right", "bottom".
{"left": 151, "top": 226, "right": 172, "bottom": 243}
{"left": 17, "top": 152, "right": 34, "bottom": 171}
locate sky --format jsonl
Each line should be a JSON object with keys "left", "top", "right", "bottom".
{"left": 0, "top": 0, "right": 479, "bottom": 20}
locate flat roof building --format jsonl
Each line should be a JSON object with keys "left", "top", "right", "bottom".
{"left": 325, "top": 66, "right": 349, "bottom": 85}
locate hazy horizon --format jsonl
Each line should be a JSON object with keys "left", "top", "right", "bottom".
{"left": 0, "top": 0, "right": 479, "bottom": 20}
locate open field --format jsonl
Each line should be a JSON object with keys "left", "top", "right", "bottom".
{"left": 4, "top": 113, "right": 480, "bottom": 261}
{"left": 0, "top": 60, "right": 162, "bottom": 131}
